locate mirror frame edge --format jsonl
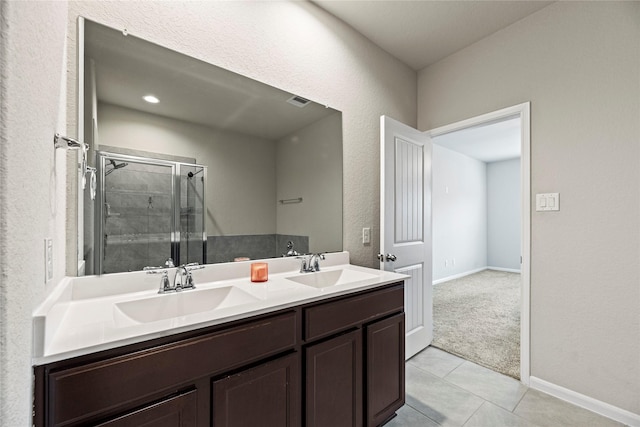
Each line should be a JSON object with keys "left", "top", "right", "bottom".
{"left": 76, "top": 16, "right": 86, "bottom": 276}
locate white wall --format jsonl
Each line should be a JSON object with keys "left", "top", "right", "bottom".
{"left": 432, "top": 144, "right": 487, "bottom": 281}
{"left": 487, "top": 158, "right": 520, "bottom": 271}
{"left": 98, "top": 103, "right": 277, "bottom": 236}
{"left": 277, "top": 112, "right": 342, "bottom": 253}
{"left": 0, "top": 2, "right": 69, "bottom": 425}
{"left": 419, "top": 1, "right": 639, "bottom": 414}
{"left": 0, "top": 2, "right": 416, "bottom": 424}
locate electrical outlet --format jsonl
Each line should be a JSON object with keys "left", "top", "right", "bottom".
{"left": 44, "top": 238, "right": 53, "bottom": 284}
{"left": 362, "top": 227, "right": 371, "bottom": 244}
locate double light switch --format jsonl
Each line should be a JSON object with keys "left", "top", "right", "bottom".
{"left": 536, "top": 193, "right": 560, "bottom": 211}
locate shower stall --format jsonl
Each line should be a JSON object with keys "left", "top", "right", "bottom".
{"left": 95, "top": 152, "right": 207, "bottom": 274}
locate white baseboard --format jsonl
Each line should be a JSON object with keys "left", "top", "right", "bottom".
{"left": 487, "top": 266, "right": 521, "bottom": 273}
{"left": 529, "top": 376, "right": 640, "bottom": 427}
{"left": 432, "top": 267, "right": 486, "bottom": 285}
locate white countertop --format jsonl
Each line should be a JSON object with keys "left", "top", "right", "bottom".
{"left": 33, "top": 252, "right": 408, "bottom": 365}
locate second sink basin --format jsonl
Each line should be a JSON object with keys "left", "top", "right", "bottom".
{"left": 286, "top": 268, "right": 378, "bottom": 289}
{"left": 114, "top": 286, "right": 259, "bottom": 324}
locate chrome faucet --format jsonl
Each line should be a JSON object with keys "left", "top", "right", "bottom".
{"left": 173, "top": 265, "right": 194, "bottom": 291}
{"left": 145, "top": 259, "right": 204, "bottom": 294}
{"left": 298, "top": 253, "right": 325, "bottom": 273}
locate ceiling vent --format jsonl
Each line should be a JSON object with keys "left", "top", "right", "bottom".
{"left": 287, "top": 95, "right": 311, "bottom": 108}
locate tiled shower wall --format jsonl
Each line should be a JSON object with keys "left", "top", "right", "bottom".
{"left": 102, "top": 161, "right": 174, "bottom": 273}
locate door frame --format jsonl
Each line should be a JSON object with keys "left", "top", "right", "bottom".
{"left": 426, "top": 102, "right": 531, "bottom": 384}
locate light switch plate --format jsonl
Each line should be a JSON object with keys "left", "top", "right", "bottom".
{"left": 536, "top": 193, "right": 560, "bottom": 211}
{"left": 362, "top": 227, "right": 371, "bottom": 244}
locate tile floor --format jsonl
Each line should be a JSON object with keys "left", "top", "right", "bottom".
{"left": 387, "top": 347, "right": 625, "bottom": 427}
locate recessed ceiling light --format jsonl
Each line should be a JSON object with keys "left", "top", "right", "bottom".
{"left": 143, "top": 95, "right": 160, "bottom": 104}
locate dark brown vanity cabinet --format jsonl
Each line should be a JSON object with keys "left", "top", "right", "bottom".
{"left": 34, "top": 311, "right": 297, "bottom": 427}
{"left": 305, "top": 329, "right": 363, "bottom": 427}
{"left": 34, "top": 282, "right": 404, "bottom": 427}
{"left": 302, "top": 283, "right": 405, "bottom": 427}
{"left": 212, "top": 353, "right": 300, "bottom": 427}
{"left": 365, "top": 313, "right": 405, "bottom": 426}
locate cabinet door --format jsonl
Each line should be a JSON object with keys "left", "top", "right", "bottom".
{"left": 306, "top": 329, "right": 363, "bottom": 427}
{"left": 212, "top": 353, "right": 300, "bottom": 427}
{"left": 95, "top": 390, "right": 197, "bottom": 427}
{"left": 366, "top": 313, "right": 405, "bottom": 427}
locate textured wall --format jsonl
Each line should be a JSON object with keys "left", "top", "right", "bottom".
{"left": 432, "top": 144, "right": 487, "bottom": 281}
{"left": 419, "top": 2, "right": 639, "bottom": 414}
{"left": 66, "top": 0, "right": 417, "bottom": 270}
{"left": 487, "top": 158, "right": 521, "bottom": 270}
{"left": 0, "top": 2, "right": 69, "bottom": 425}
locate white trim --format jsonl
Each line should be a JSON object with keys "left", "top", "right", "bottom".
{"left": 530, "top": 377, "right": 640, "bottom": 427}
{"left": 427, "top": 102, "right": 531, "bottom": 385}
{"left": 432, "top": 267, "right": 486, "bottom": 285}
{"left": 487, "top": 266, "right": 521, "bottom": 273}
{"left": 520, "top": 103, "right": 531, "bottom": 385}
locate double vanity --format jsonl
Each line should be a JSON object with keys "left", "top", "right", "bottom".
{"left": 33, "top": 252, "right": 407, "bottom": 426}
{"left": 37, "top": 15, "right": 406, "bottom": 427}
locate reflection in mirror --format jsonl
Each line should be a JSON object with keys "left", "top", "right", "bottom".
{"left": 81, "top": 19, "right": 343, "bottom": 275}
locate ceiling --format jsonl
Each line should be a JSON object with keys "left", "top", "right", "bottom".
{"left": 312, "top": 0, "right": 553, "bottom": 70}
{"left": 311, "top": 1, "right": 536, "bottom": 160}
{"left": 432, "top": 116, "right": 521, "bottom": 163}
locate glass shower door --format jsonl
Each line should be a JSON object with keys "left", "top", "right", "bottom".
{"left": 179, "top": 164, "right": 207, "bottom": 265}
{"left": 99, "top": 155, "right": 175, "bottom": 274}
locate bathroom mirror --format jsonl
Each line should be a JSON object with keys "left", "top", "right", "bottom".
{"left": 79, "top": 19, "right": 342, "bottom": 275}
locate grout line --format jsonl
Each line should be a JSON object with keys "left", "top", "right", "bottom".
{"left": 442, "top": 359, "right": 469, "bottom": 380}
{"left": 403, "top": 402, "right": 443, "bottom": 426}
{"left": 512, "top": 388, "right": 530, "bottom": 413}
{"left": 461, "top": 401, "right": 487, "bottom": 427}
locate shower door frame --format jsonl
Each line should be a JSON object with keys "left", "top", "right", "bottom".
{"left": 95, "top": 151, "right": 207, "bottom": 274}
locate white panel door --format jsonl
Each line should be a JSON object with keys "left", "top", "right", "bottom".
{"left": 380, "top": 116, "right": 432, "bottom": 360}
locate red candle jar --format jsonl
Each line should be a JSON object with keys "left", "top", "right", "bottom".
{"left": 250, "top": 262, "right": 268, "bottom": 282}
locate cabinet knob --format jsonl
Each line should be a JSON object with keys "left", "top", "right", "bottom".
{"left": 386, "top": 254, "right": 397, "bottom": 262}
{"left": 376, "top": 253, "right": 385, "bottom": 262}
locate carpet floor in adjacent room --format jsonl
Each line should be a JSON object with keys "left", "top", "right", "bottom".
{"left": 432, "top": 269, "right": 520, "bottom": 379}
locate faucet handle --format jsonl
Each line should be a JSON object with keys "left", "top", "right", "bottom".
{"left": 184, "top": 262, "right": 205, "bottom": 271}
{"left": 158, "top": 270, "right": 171, "bottom": 294}
{"left": 296, "top": 255, "right": 308, "bottom": 273}
{"left": 145, "top": 257, "right": 175, "bottom": 272}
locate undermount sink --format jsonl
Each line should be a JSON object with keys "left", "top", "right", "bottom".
{"left": 286, "top": 268, "right": 378, "bottom": 289}
{"left": 114, "top": 286, "right": 259, "bottom": 324}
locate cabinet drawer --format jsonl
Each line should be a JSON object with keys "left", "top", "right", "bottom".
{"left": 47, "top": 311, "right": 296, "bottom": 427}
{"left": 303, "top": 283, "right": 403, "bottom": 341}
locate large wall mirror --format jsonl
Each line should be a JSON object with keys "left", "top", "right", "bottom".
{"left": 79, "top": 18, "right": 343, "bottom": 275}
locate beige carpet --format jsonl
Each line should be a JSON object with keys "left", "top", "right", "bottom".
{"left": 432, "top": 269, "right": 520, "bottom": 379}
